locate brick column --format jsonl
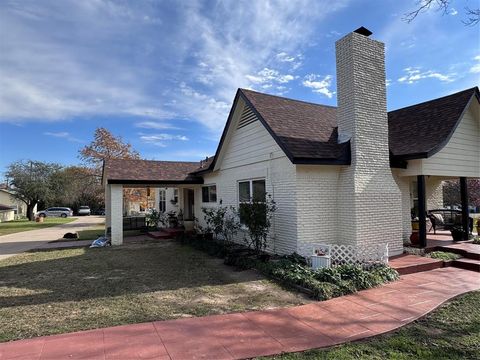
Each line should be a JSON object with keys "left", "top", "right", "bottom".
{"left": 110, "top": 184, "right": 123, "bottom": 245}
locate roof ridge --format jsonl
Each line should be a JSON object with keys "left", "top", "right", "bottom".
{"left": 109, "top": 159, "right": 201, "bottom": 164}
{"left": 389, "top": 87, "right": 478, "bottom": 113}
{"left": 239, "top": 88, "right": 336, "bottom": 109}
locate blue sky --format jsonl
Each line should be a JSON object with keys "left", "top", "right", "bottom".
{"left": 0, "top": 0, "right": 478, "bottom": 177}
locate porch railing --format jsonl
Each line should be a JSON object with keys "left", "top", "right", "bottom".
{"left": 123, "top": 216, "right": 146, "bottom": 231}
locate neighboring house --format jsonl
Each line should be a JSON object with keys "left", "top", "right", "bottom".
{"left": 0, "top": 188, "right": 36, "bottom": 219}
{"left": 0, "top": 204, "right": 15, "bottom": 222}
{"left": 103, "top": 27, "right": 480, "bottom": 256}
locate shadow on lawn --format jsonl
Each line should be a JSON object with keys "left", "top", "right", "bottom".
{"left": 0, "top": 242, "right": 258, "bottom": 308}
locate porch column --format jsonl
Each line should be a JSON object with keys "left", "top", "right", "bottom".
{"left": 460, "top": 177, "right": 469, "bottom": 240}
{"left": 110, "top": 184, "right": 124, "bottom": 245}
{"left": 105, "top": 184, "right": 111, "bottom": 235}
{"left": 417, "top": 175, "right": 427, "bottom": 248}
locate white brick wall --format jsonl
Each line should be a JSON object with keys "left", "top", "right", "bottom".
{"left": 393, "top": 171, "right": 414, "bottom": 242}
{"left": 335, "top": 31, "right": 403, "bottom": 256}
{"left": 426, "top": 177, "right": 444, "bottom": 209}
{"left": 295, "top": 165, "right": 340, "bottom": 256}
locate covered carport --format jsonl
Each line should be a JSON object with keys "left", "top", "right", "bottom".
{"left": 102, "top": 159, "right": 205, "bottom": 245}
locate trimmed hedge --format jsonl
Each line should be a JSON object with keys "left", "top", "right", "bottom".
{"left": 176, "top": 235, "right": 400, "bottom": 301}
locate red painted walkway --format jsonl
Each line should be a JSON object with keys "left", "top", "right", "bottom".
{"left": 1, "top": 267, "right": 479, "bottom": 360}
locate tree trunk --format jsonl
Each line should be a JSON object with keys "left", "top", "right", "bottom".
{"left": 26, "top": 203, "right": 36, "bottom": 221}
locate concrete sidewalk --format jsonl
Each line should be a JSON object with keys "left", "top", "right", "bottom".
{"left": 1, "top": 267, "right": 478, "bottom": 360}
{"left": 0, "top": 216, "right": 104, "bottom": 261}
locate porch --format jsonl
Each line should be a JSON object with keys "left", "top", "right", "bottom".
{"left": 102, "top": 158, "right": 208, "bottom": 245}
{"left": 398, "top": 174, "right": 479, "bottom": 249}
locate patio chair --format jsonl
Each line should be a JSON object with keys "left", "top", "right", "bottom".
{"left": 427, "top": 213, "right": 444, "bottom": 234}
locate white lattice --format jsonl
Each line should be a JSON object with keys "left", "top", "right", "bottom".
{"left": 311, "top": 243, "right": 389, "bottom": 268}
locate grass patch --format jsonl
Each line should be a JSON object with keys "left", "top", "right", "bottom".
{"left": 260, "top": 291, "right": 480, "bottom": 360}
{"left": 0, "top": 242, "right": 309, "bottom": 342}
{"left": 0, "top": 218, "right": 76, "bottom": 236}
{"left": 427, "top": 251, "right": 461, "bottom": 261}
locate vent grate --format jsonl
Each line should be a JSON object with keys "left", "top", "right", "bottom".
{"left": 237, "top": 106, "right": 257, "bottom": 129}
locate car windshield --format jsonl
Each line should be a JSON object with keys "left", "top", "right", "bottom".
{"left": 80, "top": 206, "right": 89, "bottom": 209}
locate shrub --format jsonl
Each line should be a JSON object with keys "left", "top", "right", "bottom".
{"left": 472, "top": 236, "right": 480, "bottom": 245}
{"left": 239, "top": 195, "right": 276, "bottom": 255}
{"left": 428, "top": 251, "right": 461, "bottom": 261}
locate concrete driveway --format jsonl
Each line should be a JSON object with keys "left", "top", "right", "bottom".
{"left": 0, "top": 216, "right": 104, "bottom": 261}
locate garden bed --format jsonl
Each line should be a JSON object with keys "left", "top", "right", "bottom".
{"left": 176, "top": 235, "right": 400, "bottom": 301}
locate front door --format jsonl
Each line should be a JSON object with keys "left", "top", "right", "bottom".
{"left": 184, "top": 189, "right": 195, "bottom": 220}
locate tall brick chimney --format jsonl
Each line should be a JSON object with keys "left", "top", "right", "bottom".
{"left": 335, "top": 27, "right": 403, "bottom": 255}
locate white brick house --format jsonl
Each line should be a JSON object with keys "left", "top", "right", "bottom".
{"left": 103, "top": 27, "right": 480, "bottom": 255}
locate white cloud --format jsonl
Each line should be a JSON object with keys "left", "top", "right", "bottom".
{"left": 43, "top": 131, "right": 83, "bottom": 142}
{"left": 450, "top": 8, "right": 458, "bottom": 16}
{"left": 275, "top": 52, "right": 303, "bottom": 70}
{"left": 0, "top": 0, "right": 349, "bottom": 134}
{"left": 246, "top": 68, "right": 296, "bottom": 85}
{"left": 302, "top": 74, "right": 335, "bottom": 98}
{"left": 398, "top": 67, "right": 456, "bottom": 84}
{"left": 470, "top": 55, "right": 480, "bottom": 73}
{"left": 135, "top": 121, "right": 181, "bottom": 130}
{"left": 276, "top": 52, "right": 296, "bottom": 63}
{"left": 139, "top": 133, "right": 189, "bottom": 147}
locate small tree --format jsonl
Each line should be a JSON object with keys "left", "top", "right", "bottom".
{"left": 202, "top": 206, "right": 228, "bottom": 240}
{"left": 202, "top": 204, "right": 241, "bottom": 244}
{"left": 221, "top": 206, "right": 241, "bottom": 243}
{"left": 239, "top": 194, "right": 276, "bottom": 255}
{"left": 6, "top": 160, "right": 62, "bottom": 220}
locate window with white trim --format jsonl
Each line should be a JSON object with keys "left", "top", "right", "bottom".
{"left": 158, "top": 189, "right": 166, "bottom": 212}
{"left": 202, "top": 185, "right": 217, "bottom": 203}
{"left": 238, "top": 179, "right": 266, "bottom": 224}
{"left": 238, "top": 179, "right": 266, "bottom": 203}
{"left": 173, "top": 189, "right": 179, "bottom": 203}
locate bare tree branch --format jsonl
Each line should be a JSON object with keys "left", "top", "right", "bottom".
{"left": 403, "top": 0, "right": 450, "bottom": 23}
{"left": 403, "top": 0, "right": 479, "bottom": 25}
{"left": 463, "top": 7, "right": 480, "bottom": 25}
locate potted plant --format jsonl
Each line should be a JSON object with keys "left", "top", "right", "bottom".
{"left": 311, "top": 245, "right": 331, "bottom": 269}
{"left": 451, "top": 225, "right": 466, "bottom": 242}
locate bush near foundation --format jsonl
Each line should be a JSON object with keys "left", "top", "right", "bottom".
{"left": 177, "top": 234, "right": 400, "bottom": 301}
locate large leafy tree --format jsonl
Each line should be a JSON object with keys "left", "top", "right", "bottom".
{"left": 6, "top": 161, "right": 62, "bottom": 220}
{"left": 443, "top": 179, "right": 480, "bottom": 207}
{"left": 80, "top": 127, "right": 145, "bottom": 210}
{"left": 49, "top": 166, "right": 104, "bottom": 213}
{"left": 79, "top": 127, "right": 140, "bottom": 169}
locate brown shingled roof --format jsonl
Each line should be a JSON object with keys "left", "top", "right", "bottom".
{"left": 388, "top": 87, "right": 479, "bottom": 159}
{"left": 104, "top": 159, "right": 204, "bottom": 184}
{"left": 203, "top": 87, "right": 478, "bottom": 172}
{"left": 240, "top": 89, "right": 350, "bottom": 163}
{"left": 104, "top": 86, "right": 478, "bottom": 181}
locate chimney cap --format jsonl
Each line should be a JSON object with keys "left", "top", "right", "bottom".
{"left": 353, "top": 26, "right": 372, "bottom": 37}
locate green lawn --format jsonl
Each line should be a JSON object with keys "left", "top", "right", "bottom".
{"left": 0, "top": 218, "right": 76, "bottom": 236}
{"left": 261, "top": 291, "right": 480, "bottom": 360}
{"left": 0, "top": 241, "right": 309, "bottom": 342}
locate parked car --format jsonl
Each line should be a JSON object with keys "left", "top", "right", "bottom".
{"left": 78, "top": 206, "right": 91, "bottom": 216}
{"left": 36, "top": 207, "right": 73, "bottom": 218}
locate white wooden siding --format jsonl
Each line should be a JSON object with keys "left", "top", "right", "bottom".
{"left": 422, "top": 102, "right": 480, "bottom": 177}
